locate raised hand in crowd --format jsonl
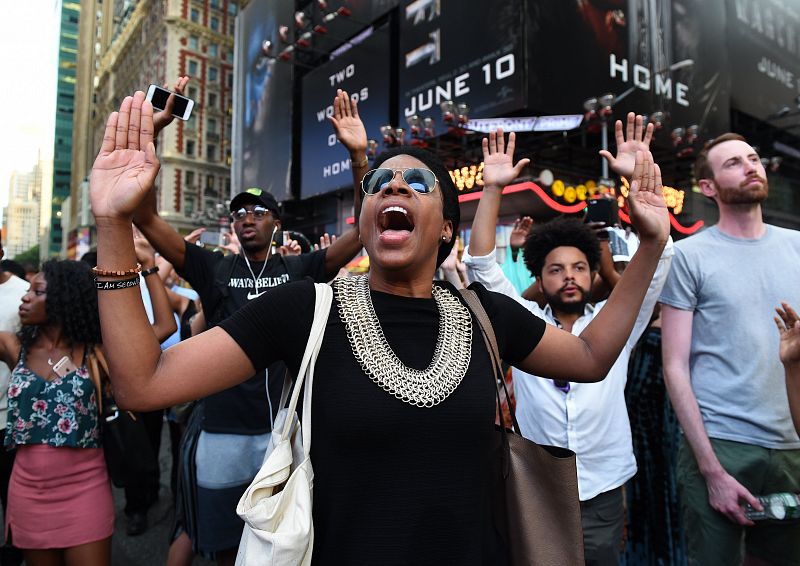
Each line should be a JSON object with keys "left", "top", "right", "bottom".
{"left": 153, "top": 75, "right": 190, "bottom": 136}
{"left": 775, "top": 302, "right": 800, "bottom": 435}
{"left": 481, "top": 128, "right": 531, "bottom": 190}
{"left": 91, "top": 93, "right": 159, "bottom": 223}
{"left": 278, "top": 239, "right": 302, "bottom": 257}
{"left": 220, "top": 228, "right": 241, "bottom": 255}
{"left": 329, "top": 89, "right": 368, "bottom": 217}
{"left": 509, "top": 216, "right": 533, "bottom": 252}
{"left": 183, "top": 227, "right": 205, "bottom": 245}
{"left": 625, "top": 151, "right": 669, "bottom": 243}
{"left": 439, "top": 237, "right": 468, "bottom": 289}
{"left": 314, "top": 233, "right": 337, "bottom": 251}
{"left": 469, "top": 128, "right": 530, "bottom": 257}
{"left": 599, "top": 112, "right": 655, "bottom": 179}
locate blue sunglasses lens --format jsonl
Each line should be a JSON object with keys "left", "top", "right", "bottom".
{"left": 362, "top": 168, "right": 437, "bottom": 194}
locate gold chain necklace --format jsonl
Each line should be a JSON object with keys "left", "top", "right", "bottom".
{"left": 334, "top": 275, "right": 473, "bottom": 408}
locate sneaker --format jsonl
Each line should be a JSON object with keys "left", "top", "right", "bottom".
{"left": 126, "top": 512, "right": 148, "bottom": 536}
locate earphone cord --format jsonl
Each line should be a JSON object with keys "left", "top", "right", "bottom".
{"left": 241, "top": 226, "right": 277, "bottom": 294}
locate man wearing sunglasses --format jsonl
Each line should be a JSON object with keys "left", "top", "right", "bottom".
{"left": 129, "top": 86, "right": 366, "bottom": 562}
{"left": 464, "top": 119, "right": 673, "bottom": 565}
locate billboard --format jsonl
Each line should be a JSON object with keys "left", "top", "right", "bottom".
{"left": 526, "top": 0, "right": 731, "bottom": 137}
{"left": 726, "top": 0, "right": 800, "bottom": 121}
{"left": 300, "top": 26, "right": 391, "bottom": 199}
{"left": 233, "top": 0, "right": 294, "bottom": 201}
{"left": 398, "top": 0, "right": 527, "bottom": 122}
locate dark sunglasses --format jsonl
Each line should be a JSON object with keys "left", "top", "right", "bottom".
{"left": 361, "top": 167, "right": 438, "bottom": 195}
{"left": 231, "top": 205, "right": 270, "bottom": 221}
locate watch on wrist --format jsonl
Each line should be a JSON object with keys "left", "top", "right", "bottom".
{"left": 141, "top": 265, "right": 160, "bottom": 277}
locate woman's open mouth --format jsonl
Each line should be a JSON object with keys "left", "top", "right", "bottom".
{"left": 378, "top": 205, "right": 415, "bottom": 243}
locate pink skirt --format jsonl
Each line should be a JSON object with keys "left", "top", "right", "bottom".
{"left": 6, "top": 445, "right": 114, "bottom": 549}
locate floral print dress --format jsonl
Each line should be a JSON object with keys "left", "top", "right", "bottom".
{"left": 5, "top": 351, "right": 101, "bottom": 449}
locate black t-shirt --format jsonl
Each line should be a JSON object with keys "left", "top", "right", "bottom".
{"left": 180, "top": 242, "right": 327, "bottom": 433}
{"left": 219, "top": 278, "right": 546, "bottom": 564}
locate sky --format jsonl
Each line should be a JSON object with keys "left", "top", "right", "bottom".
{"left": 0, "top": 1, "right": 59, "bottom": 220}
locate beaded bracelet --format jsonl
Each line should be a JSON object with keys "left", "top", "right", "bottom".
{"left": 96, "top": 276, "right": 141, "bottom": 290}
{"left": 92, "top": 263, "right": 142, "bottom": 277}
{"left": 141, "top": 265, "right": 160, "bottom": 277}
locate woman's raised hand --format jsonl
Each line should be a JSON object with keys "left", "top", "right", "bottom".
{"left": 481, "top": 128, "right": 530, "bottom": 190}
{"left": 627, "top": 151, "right": 669, "bottom": 244}
{"left": 329, "top": 89, "right": 367, "bottom": 155}
{"left": 90, "top": 91, "right": 160, "bottom": 222}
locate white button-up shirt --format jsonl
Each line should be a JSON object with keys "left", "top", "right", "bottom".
{"left": 463, "top": 239, "right": 673, "bottom": 501}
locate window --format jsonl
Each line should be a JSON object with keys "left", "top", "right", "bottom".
{"left": 228, "top": 2, "right": 237, "bottom": 16}
{"left": 208, "top": 92, "right": 217, "bottom": 109}
{"left": 206, "top": 175, "right": 215, "bottom": 189}
{"left": 185, "top": 170, "right": 195, "bottom": 187}
{"left": 210, "top": 0, "right": 220, "bottom": 9}
{"left": 186, "top": 140, "right": 195, "bottom": 157}
{"left": 208, "top": 66, "right": 218, "bottom": 82}
{"left": 206, "top": 144, "right": 217, "bottom": 161}
{"left": 210, "top": 16, "right": 219, "bottom": 32}
{"left": 209, "top": 43, "right": 218, "bottom": 58}
{"left": 190, "top": 8, "right": 199, "bottom": 23}
{"left": 229, "top": 22, "right": 235, "bottom": 35}
{"left": 207, "top": 118, "right": 217, "bottom": 133}
{"left": 227, "top": 72, "right": 233, "bottom": 87}
{"left": 188, "top": 86, "right": 198, "bottom": 100}
{"left": 188, "top": 35, "right": 198, "bottom": 50}
{"left": 188, "top": 60, "right": 198, "bottom": 76}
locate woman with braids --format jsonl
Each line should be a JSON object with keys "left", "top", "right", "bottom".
{"left": 90, "top": 95, "right": 670, "bottom": 563}
{"left": 0, "top": 258, "right": 175, "bottom": 565}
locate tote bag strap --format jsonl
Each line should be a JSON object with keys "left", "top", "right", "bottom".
{"left": 280, "top": 283, "right": 333, "bottom": 458}
{"left": 458, "top": 289, "right": 522, "bottom": 434}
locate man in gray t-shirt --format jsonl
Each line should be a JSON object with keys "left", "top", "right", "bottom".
{"left": 660, "top": 133, "right": 800, "bottom": 565}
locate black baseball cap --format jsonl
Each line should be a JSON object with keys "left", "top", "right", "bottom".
{"left": 229, "top": 188, "right": 280, "bottom": 218}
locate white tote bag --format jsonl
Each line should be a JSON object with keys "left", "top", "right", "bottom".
{"left": 235, "top": 283, "right": 333, "bottom": 566}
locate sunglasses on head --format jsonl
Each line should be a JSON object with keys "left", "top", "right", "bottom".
{"left": 361, "top": 167, "right": 438, "bottom": 195}
{"left": 230, "top": 205, "right": 270, "bottom": 221}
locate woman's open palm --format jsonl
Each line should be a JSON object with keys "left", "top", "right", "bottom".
{"left": 90, "top": 92, "right": 160, "bottom": 221}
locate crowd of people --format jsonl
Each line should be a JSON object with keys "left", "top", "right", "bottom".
{"left": 0, "top": 78, "right": 797, "bottom": 566}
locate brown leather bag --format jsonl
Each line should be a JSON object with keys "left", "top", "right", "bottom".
{"left": 460, "top": 289, "right": 585, "bottom": 566}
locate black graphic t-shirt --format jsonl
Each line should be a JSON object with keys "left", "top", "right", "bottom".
{"left": 180, "top": 241, "right": 327, "bottom": 434}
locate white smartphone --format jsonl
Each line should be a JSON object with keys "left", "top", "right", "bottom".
{"left": 145, "top": 84, "right": 195, "bottom": 120}
{"left": 51, "top": 355, "right": 78, "bottom": 378}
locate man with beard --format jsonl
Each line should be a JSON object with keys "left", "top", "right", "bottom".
{"left": 464, "top": 122, "right": 673, "bottom": 565}
{"left": 660, "top": 134, "right": 800, "bottom": 565}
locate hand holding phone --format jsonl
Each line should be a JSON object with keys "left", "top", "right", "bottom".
{"left": 146, "top": 84, "right": 194, "bottom": 121}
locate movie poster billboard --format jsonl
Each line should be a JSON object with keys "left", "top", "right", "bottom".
{"left": 725, "top": 0, "right": 800, "bottom": 121}
{"left": 526, "top": 0, "right": 731, "bottom": 137}
{"left": 233, "top": 0, "right": 294, "bottom": 201}
{"left": 300, "top": 27, "right": 391, "bottom": 199}
{"left": 398, "top": 0, "right": 527, "bottom": 122}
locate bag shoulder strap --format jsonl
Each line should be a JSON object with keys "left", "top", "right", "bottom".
{"left": 86, "top": 344, "right": 109, "bottom": 415}
{"left": 281, "top": 283, "right": 333, "bottom": 457}
{"left": 458, "top": 288, "right": 522, "bottom": 434}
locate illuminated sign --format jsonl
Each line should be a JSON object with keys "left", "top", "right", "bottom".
{"left": 619, "top": 177, "right": 685, "bottom": 215}
{"left": 449, "top": 162, "right": 484, "bottom": 192}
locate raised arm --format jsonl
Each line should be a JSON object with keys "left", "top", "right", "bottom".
{"left": 130, "top": 81, "right": 193, "bottom": 270}
{"left": 775, "top": 302, "right": 800, "bottom": 435}
{"left": 90, "top": 93, "right": 254, "bottom": 411}
{"left": 134, "top": 233, "right": 178, "bottom": 342}
{"left": 662, "top": 304, "right": 759, "bottom": 525}
{"left": 320, "top": 90, "right": 369, "bottom": 277}
{"left": 469, "top": 129, "right": 529, "bottom": 257}
{"left": 516, "top": 151, "right": 668, "bottom": 382}
{"left": 330, "top": 88, "right": 368, "bottom": 221}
